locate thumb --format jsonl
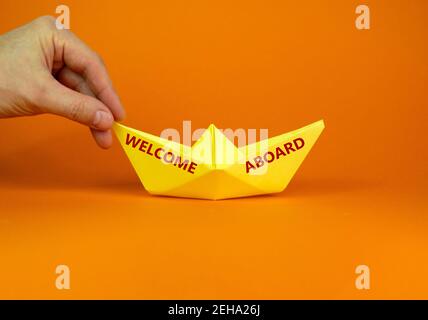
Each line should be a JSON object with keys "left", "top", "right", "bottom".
{"left": 37, "top": 78, "right": 114, "bottom": 130}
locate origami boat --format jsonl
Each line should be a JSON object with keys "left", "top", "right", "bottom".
{"left": 113, "top": 120, "right": 325, "bottom": 200}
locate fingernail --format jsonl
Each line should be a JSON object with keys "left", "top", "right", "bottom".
{"left": 118, "top": 108, "right": 126, "bottom": 121}
{"left": 93, "top": 111, "right": 113, "bottom": 129}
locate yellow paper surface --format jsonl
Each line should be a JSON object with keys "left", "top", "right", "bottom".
{"left": 113, "top": 120, "right": 325, "bottom": 200}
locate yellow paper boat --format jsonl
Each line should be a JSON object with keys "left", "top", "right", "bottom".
{"left": 113, "top": 120, "right": 325, "bottom": 200}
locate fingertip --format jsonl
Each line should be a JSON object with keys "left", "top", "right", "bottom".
{"left": 100, "top": 88, "right": 126, "bottom": 121}
{"left": 113, "top": 104, "right": 126, "bottom": 121}
{"left": 116, "top": 92, "right": 126, "bottom": 120}
{"left": 116, "top": 106, "right": 126, "bottom": 121}
{"left": 92, "top": 110, "right": 114, "bottom": 130}
{"left": 91, "top": 129, "right": 113, "bottom": 149}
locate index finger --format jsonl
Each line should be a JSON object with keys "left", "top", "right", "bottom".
{"left": 54, "top": 29, "right": 126, "bottom": 121}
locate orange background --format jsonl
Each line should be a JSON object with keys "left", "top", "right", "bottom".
{"left": 0, "top": 0, "right": 427, "bottom": 299}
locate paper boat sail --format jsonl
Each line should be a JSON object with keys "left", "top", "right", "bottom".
{"left": 113, "top": 120, "right": 325, "bottom": 200}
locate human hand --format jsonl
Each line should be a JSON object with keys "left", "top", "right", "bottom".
{"left": 0, "top": 16, "right": 125, "bottom": 148}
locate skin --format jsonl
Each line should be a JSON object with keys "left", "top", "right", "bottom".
{"left": 0, "top": 16, "right": 126, "bottom": 148}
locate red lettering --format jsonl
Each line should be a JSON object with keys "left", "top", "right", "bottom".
{"left": 245, "top": 137, "right": 306, "bottom": 174}
{"left": 188, "top": 162, "right": 198, "bottom": 174}
{"left": 163, "top": 152, "right": 175, "bottom": 163}
{"left": 254, "top": 156, "right": 264, "bottom": 168}
{"left": 293, "top": 138, "right": 305, "bottom": 150}
{"left": 155, "top": 148, "right": 164, "bottom": 159}
{"left": 246, "top": 161, "right": 256, "bottom": 173}
{"left": 275, "top": 146, "right": 286, "bottom": 159}
{"left": 146, "top": 143, "right": 154, "bottom": 156}
{"left": 129, "top": 141, "right": 197, "bottom": 174}
{"left": 174, "top": 156, "right": 189, "bottom": 170}
{"left": 284, "top": 142, "right": 296, "bottom": 154}
{"left": 139, "top": 140, "right": 148, "bottom": 152}
{"left": 125, "top": 134, "right": 141, "bottom": 148}
{"left": 264, "top": 151, "right": 275, "bottom": 163}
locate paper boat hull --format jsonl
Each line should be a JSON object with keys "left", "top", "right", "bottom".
{"left": 113, "top": 120, "right": 325, "bottom": 200}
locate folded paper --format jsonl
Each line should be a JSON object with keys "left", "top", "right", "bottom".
{"left": 113, "top": 120, "right": 325, "bottom": 200}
